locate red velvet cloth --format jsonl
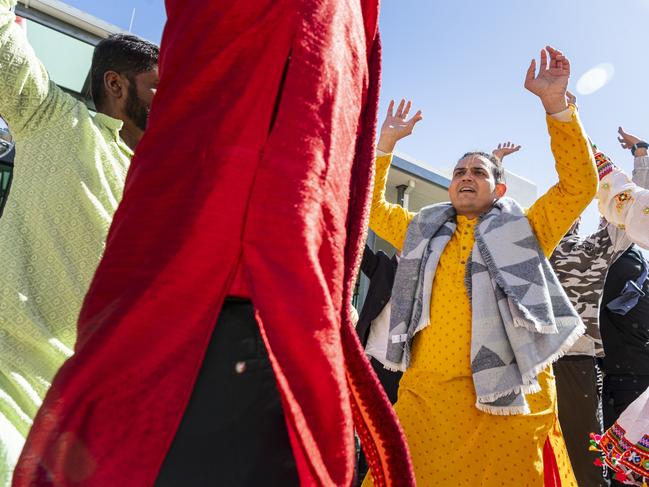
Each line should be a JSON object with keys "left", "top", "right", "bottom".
{"left": 13, "top": 1, "right": 414, "bottom": 486}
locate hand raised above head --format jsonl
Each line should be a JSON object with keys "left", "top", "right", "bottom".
{"left": 617, "top": 126, "right": 642, "bottom": 150}
{"left": 618, "top": 126, "right": 648, "bottom": 157}
{"left": 524, "top": 46, "right": 570, "bottom": 115}
{"left": 492, "top": 142, "right": 522, "bottom": 161}
{"left": 377, "top": 98, "right": 423, "bottom": 153}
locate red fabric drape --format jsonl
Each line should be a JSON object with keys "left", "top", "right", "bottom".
{"left": 543, "top": 438, "right": 562, "bottom": 487}
{"left": 13, "top": 1, "right": 414, "bottom": 486}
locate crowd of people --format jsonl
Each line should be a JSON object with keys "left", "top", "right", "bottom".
{"left": 0, "top": 0, "right": 648, "bottom": 486}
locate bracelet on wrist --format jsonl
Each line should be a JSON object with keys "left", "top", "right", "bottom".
{"left": 631, "top": 142, "right": 649, "bottom": 156}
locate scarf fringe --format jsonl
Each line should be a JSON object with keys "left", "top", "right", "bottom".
{"left": 512, "top": 317, "right": 559, "bottom": 334}
{"left": 381, "top": 360, "right": 407, "bottom": 373}
{"left": 476, "top": 381, "right": 542, "bottom": 405}
{"left": 512, "top": 316, "right": 582, "bottom": 335}
{"left": 474, "top": 402, "right": 530, "bottom": 416}
{"left": 474, "top": 322, "right": 585, "bottom": 413}
{"left": 520, "top": 321, "right": 586, "bottom": 385}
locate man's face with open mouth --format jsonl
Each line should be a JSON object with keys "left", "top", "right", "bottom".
{"left": 449, "top": 155, "right": 506, "bottom": 218}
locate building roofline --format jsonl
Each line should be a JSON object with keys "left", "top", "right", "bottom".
{"left": 391, "top": 154, "right": 451, "bottom": 189}
{"left": 17, "top": 0, "right": 128, "bottom": 44}
{"left": 392, "top": 153, "right": 537, "bottom": 192}
{"left": 503, "top": 168, "right": 536, "bottom": 186}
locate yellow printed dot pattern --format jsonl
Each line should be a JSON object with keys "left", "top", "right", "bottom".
{"left": 363, "top": 107, "right": 595, "bottom": 486}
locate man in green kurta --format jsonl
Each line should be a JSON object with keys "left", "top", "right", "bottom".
{"left": 0, "top": 2, "right": 158, "bottom": 483}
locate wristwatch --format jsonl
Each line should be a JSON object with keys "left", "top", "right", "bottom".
{"left": 631, "top": 141, "right": 649, "bottom": 156}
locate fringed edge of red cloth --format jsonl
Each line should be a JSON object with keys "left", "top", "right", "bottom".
{"left": 339, "top": 31, "right": 415, "bottom": 487}
{"left": 343, "top": 323, "right": 414, "bottom": 486}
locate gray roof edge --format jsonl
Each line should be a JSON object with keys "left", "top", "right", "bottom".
{"left": 391, "top": 155, "right": 451, "bottom": 189}
{"left": 503, "top": 168, "right": 537, "bottom": 187}
{"left": 391, "top": 155, "right": 537, "bottom": 192}
{"left": 17, "top": 0, "right": 131, "bottom": 44}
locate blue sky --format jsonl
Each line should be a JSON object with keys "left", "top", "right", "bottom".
{"left": 63, "top": 0, "right": 166, "bottom": 42}
{"left": 66, "top": 0, "right": 649, "bottom": 232}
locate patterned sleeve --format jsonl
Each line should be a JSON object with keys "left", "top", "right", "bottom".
{"left": 0, "top": 0, "right": 77, "bottom": 137}
{"left": 598, "top": 157, "right": 649, "bottom": 250}
{"left": 526, "top": 106, "right": 599, "bottom": 257}
{"left": 369, "top": 154, "right": 415, "bottom": 251}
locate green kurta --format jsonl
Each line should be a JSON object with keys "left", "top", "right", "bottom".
{"left": 0, "top": 1, "right": 132, "bottom": 483}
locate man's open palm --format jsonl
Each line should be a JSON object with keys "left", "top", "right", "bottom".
{"left": 524, "top": 46, "right": 570, "bottom": 113}
{"left": 492, "top": 142, "right": 522, "bottom": 161}
{"left": 377, "top": 99, "right": 423, "bottom": 153}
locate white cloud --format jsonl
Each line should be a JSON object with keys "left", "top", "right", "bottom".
{"left": 576, "top": 63, "right": 615, "bottom": 96}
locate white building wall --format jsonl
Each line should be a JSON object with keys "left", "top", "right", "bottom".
{"left": 503, "top": 170, "right": 537, "bottom": 208}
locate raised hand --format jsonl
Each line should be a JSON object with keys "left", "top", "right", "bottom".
{"left": 492, "top": 141, "right": 522, "bottom": 161}
{"left": 377, "top": 99, "right": 423, "bottom": 153}
{"left": 617, "top": 126, "right": 643, "bottom": 150}
{"left": 617, "top": 126, "right": 648, "bottom": 157}
{"left": 524, "top": 46, "right": 570, "bottom": 114}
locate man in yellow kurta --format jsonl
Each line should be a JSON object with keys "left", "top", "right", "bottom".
{"left": 364, "top": 46, "right": 597, "bottom": 486}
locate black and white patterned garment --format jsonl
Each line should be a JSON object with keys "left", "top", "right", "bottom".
{"left": 550, "top": 155, "right": 649, "bottom": 357}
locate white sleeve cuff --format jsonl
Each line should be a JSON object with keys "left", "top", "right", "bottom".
{"left": 549, "top": 107, "right": 572, "bottom": 122}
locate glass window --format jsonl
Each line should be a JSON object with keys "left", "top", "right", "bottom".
{"left": 26, "top": 20, "right": 94, "bottom": 95}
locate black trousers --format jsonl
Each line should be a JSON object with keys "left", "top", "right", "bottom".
{"left": 554, "top": 356, "right": 608, "bottom": 487}
{"left": 602, "top": 374, "right": 649, "bottom": 487}
{"left": 369, "top": 357, "right": 402, "bottom": 405}
{"left": 155, "top": 299, "right": 299, "bottom": 487}
{"left": 602, "top": 374, "right": 649, "bottom": 429}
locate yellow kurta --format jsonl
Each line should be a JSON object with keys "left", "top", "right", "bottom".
{"left": 364, "top": 107, "right": 597, "bottom": 486}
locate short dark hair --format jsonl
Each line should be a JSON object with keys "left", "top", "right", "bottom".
{"left": 458, "top": 151, "right": 506, "bottom": 184}
{"left": 90, "top": 34, "right": 159, "bottom": 109}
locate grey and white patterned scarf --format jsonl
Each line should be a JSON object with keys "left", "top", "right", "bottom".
{"left": 385, "top": 197, "right": 585, "bottom": 415}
